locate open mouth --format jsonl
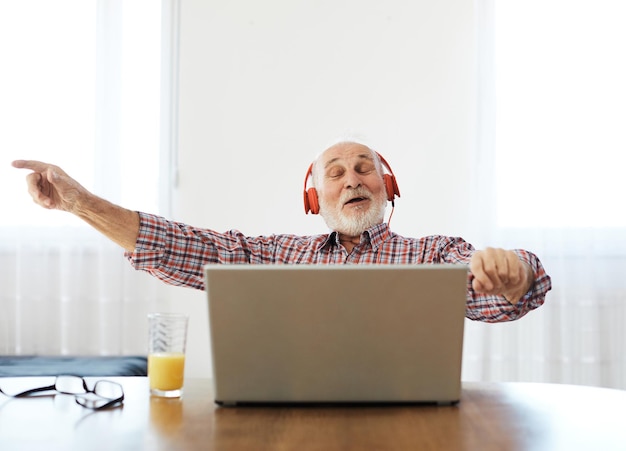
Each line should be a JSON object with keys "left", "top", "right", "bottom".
{"left": 345, "top": 196, "right": 368, "bottom": 205}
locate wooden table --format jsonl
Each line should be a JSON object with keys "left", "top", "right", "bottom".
{"left": 0, "top": 377, "right": 625, "bottom": 450}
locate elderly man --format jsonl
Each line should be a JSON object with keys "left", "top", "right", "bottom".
{"left": 12, "top": 141, "right": 551, "bottom": 322}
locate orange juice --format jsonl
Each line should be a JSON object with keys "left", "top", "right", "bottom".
{"left": 148, "top": 352, "right": 186, "bottom": 391}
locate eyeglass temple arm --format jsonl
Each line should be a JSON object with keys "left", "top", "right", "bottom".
{"left": 11, "top": 384, "right": 57, "bottom": 398}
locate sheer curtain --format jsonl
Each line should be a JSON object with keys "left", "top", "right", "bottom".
{"left": 0, "top": 0, "right": 179, "bottom": 356}
{"left": 463, "top": 0, "right": 626, "bottom": 389}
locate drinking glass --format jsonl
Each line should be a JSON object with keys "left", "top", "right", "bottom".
{"left": 148, "top": 312, "right": 189, "bottom": 397}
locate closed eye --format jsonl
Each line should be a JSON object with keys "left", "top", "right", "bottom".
{"left": 326, "top": 167, "right": 345, "bottom": 178}
{"left": 356, "top": 162, "right": 376, "bottom": 174}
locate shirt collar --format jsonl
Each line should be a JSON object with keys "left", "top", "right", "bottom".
{"left": 320, "top": 222, "right": 391, "bottom": 251}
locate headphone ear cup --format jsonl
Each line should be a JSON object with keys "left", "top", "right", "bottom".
{"left": 304, "top": 188, "right": 320, "bottom": 214}
{"left": 383, "top": 174, "right": 400, "bottom": 202}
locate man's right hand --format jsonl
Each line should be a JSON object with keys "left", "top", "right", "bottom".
{"left": 12, "top": 160, "right": 89, "bottom": 213}
{"left": 11, "top": 159, "right": 140, "bottom": 252}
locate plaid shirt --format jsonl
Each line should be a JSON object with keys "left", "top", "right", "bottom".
{"left": 125, "top": 212, "right": 551, "bottom": 323}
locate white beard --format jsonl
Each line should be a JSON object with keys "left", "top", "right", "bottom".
{"left": 319, "top": 187, "right": 387, "bottom": 236}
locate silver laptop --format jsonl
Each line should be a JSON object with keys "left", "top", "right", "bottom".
{"left": 204, "top": 264, "right": 468, "bottom": 406}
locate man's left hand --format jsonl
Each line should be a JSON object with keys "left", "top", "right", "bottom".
{"left": 470, "top": 248, "right": 533, "bottom": 305}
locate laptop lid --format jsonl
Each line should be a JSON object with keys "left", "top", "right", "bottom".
{"left": 204, "top": 264, "right": 468, "bottom": 405}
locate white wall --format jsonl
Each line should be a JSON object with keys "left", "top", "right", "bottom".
{"left": 172, "top": 0, "right": 478, "bottom": 377}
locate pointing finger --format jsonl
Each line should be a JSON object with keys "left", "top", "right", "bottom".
{"left": 11, "top": 160, "right": 53, "bottom": 172}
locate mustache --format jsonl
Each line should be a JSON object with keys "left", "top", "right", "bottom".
{"left": 340, "top": 187, "right": 372, "bottom": 205}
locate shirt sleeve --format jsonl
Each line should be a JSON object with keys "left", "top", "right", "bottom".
{"left": 124, "top": 212, "right": 275, "bottom": 290}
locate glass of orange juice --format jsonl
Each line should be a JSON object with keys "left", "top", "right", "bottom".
{"left": 148, "top": 313, "right": 189, "bottom": 398}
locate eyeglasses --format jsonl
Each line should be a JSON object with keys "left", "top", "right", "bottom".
{"left": 0, "top": 375, "right": 124, "bottom": 410}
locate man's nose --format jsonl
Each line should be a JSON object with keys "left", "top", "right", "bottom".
{"left": 344, "top": 169, "right": 362, "bottom": 189}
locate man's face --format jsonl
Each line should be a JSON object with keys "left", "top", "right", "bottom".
{"left": 315, "top": 143, "right": 388, "bottom": 236}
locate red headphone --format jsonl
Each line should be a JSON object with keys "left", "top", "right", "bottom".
{"left": 303, "top": 152, "right": 400, "bottom": 214}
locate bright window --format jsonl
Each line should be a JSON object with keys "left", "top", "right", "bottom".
{"left": 494, "top": 0, "right": 626, "bottom": 228}
{"left": 0, "top": 0, "right": 163, "bottom": 228}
